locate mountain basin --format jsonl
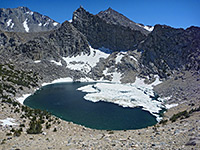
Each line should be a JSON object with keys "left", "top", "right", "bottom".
{"left": 24, "top": 82, "right": 157, "bottom": 130}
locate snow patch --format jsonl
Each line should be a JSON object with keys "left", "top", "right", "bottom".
{"left": 68, "top": 19, "right": 72, "bottom": 23}
{"left": 111, "top": 72, "right": 122, "bottom": 83}
{"left": 0, "top": 118, "right": 18, "bottom": 126}
{"left": 50, "top": 60, "right": 62, "bottom": 66}
{"left": 10, "top": 23, "right": 14, "bottom": 28}
{"left": 38, "top": 23, "right": 42, "bottom": 26}
{"left": 115, "top": 53, "right": 124, "bottom": 64}
{"left": 102, "top": 68, "right": 122, "bottom": 83}
{"left": 144, "top": 26, "right": 154, "bottom": 32}
{"left": 129, "top": 56, "right": 138, "bottom": 62}
{"left": 165, "top": 103, "right": 178, "bottom": 109}
{"left": 62, "top": 46, "right": 109, "bottom": 73}
{"left": 136, "top": 23, "right": 154, "bottom": 32}
{"left": 26, "top": 11, "right": 34, "bottom": 15}
{"left": 34, "top": 60, "right": 41, "bottom": 63}
{"left": 53, "top": 22, "right": 58, "bottom": 26}
{"left": 44, "top": 19, "right": 50, "bottom": 26}
{"left": 7, "top": 19, "right": 12, "bottom": 26}
{"left": 23, "top": 19, "right": 29, "bottom": 32}
{"left": 42, "top": 77, "right": 73, "bottom": 86}
{"left": 16, "top": 94, "right": 31, "bottom": 104}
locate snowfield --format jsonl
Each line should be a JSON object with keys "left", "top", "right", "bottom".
{"left": 63, "top": 46, "right": 109, "bottom": 73}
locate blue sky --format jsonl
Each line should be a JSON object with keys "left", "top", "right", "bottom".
{"left": 0, "top": 0, "right": 199, "bottom": 28}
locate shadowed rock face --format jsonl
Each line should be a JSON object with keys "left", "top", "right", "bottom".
{"left": 48, "top": 21, "right": 90, "bottom": 57}
{"left": 97, "top": 7, "right": 150, "bottom": 35}
{"left": 0, "top": 7, "right": 60, "bottom": 32}
{"left": 72, "top": 7, "right": 147, "bottom": 51}
{"left": 138, "top": 25, "right": 200, "bottom": 77}
{"left": 0, "top": 21, "right": 90, "bottom": 61}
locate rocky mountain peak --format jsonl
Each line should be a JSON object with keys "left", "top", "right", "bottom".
{"left": 0, "top": 7, "right": 60, "bottom": 32}
{"left": 72, "top": 7, "right": 147, "bottom": 51}
{"left": 97, "top": 7, "right": 151, "bottom": 35}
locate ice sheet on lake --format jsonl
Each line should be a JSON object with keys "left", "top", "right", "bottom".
{"left": 77, "top": 76, "right": 166, "bottom": 120}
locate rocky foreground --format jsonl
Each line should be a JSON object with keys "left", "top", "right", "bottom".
{"left": 0, "top": 69, "right": 200, "bottom": 150}
{"left": 0, "top": 100, "right": 200, "bottom": 150}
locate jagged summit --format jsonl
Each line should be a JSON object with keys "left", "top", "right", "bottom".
{"left": 0, "top": 6, "right": 60, "bottom": 32}
{"left": 97, "top": 7, "right": 152, "bottom": 35}
{"left": 72, "top": 6, "right": 147, "bottom": 51}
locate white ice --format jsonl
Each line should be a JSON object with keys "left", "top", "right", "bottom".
{"left": 26, "top": 11, "right": 34, "bottom": 15}
{"left": 50, "top": 60, "right": 62, "bottom": 66}
{"left": 10, "top": 23, "right": 14, "bottom": 28}
{"left": 129, "top": 55, "right": 138, "bottom": 62}
{"left": 23, "top": 19, "right": 29, "bottom": 32}
{"left": 0, "top": 118, "right": 18, "bottom": 126}
{"left": 77, "top": 76, "right": 165, "bottom": 120}
{"left": 34, "top": 60, "right": 41, "bottom": 63}
{"left": 62, "top": 46, "right": 109, "bottom": 73}
{"left": 115, "top": 53, "right": 124, "bottom": 64}
{"left": 78, "top": 85, "right": 99, "bottom": 93}
{"left": 144, "top": 26, "right": 154, "bottom": 32}
{"left": 53, "top": 22, "right": 58, "bottom": 26}
{"left": 165, "top": 103, "right": 178, "bottom": 109}
{"left": 111, "top": 71, "right": 122, "bottom": 83}
{"left": 136, "top": 23, "right": 154, "bottom": 32}
{"left": 44, "top": 19, "right": 50, "bottom": 26}
{"left": 42, "top": 77, "right": 73, "bottom": 86}
{"left": 7, "top": 19, "right": 12, "bottom": 26}
{"left": 16, "top": 94, "right": 31, "bottom": 104}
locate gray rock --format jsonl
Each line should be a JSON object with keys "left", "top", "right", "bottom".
{"left": 72, "top": 6, "right": 147, "bottom": 51}
{"left": 0, "top": 7, "right": 60, "bottom": 32}
{"left": 97, "top": 7, "right": 150, "bottom": 36}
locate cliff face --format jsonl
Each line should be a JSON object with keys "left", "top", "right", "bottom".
{"left": 138, "top": 25, "right": 200, "bottom": 77}
{"left": 97, "top": 7, "right": 150, "bottom": 35}
{"left": 48, "top": 21, "right": 90, "bottom": 57}
{"left": 72, "top": 7, "right": 147, "bottom": 51}
{"left": 0, "top": 21, "right": 90, "bottom": 61}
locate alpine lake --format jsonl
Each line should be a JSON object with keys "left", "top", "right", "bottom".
{"left": 24, "top": 82, "right": 157, "bottom": 130}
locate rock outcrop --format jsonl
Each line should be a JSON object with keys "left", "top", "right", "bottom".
{"left": 138, "top": 25, "right": 200, "bottom": 78}
{"left": 72, "top": 6, "right": 147, "bottom": 51}
{"left": 97, "top": 7, "right": 150, "bottom": 35}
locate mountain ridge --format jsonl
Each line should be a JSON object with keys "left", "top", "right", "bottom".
{"left": 0, "top": 6, "right": 60, "bottom": 32}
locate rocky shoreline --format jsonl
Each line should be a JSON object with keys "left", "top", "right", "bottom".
{"left": 1, "top": 70, "right": 200, "bottom": 149}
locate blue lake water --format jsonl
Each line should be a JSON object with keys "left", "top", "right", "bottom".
{"left": 24, "top": 82, "right": 157, "bottom": 130}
